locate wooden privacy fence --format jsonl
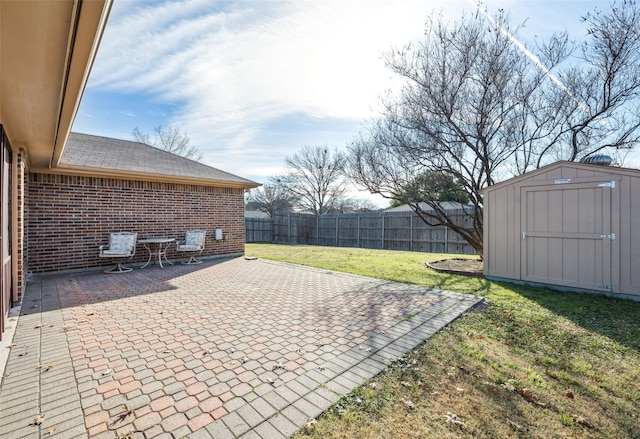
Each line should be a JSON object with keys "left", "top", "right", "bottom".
{"left": 246, "top": 209, "right": 477, "bottom": 254}
{"left": 245, "top": 218, "right": 273, "bottom": 243}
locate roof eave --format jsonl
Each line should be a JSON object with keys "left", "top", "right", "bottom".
{"left": 51, "top": 0, "right": 114, "bottom": 168}
{"left": 32, "top": 164, "right": 262, "bottom": 190}
{"left": 0, "top": 0, "right": 113, "bottom": 169}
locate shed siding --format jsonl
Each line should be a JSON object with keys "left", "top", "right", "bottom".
{"left": 483, "top": 162, "right": 639, "bottom": 298}
{"left": 27, "top": 173, "right": 245, "bottom": 273}
{"left": 485, "top": 183, "right": 516, "bottom": 277}
{"left": 621, "top": 173, "right": 640, "bottom": 293}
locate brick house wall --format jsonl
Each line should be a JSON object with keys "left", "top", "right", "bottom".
{"left": 27, "top": 173, "right": 246, "bottom": 273}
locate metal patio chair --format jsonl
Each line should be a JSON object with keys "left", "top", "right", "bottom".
{"left": 99, "top": 232, "right": 137, "bottom": 273}
{"left": 176, "top": 230, "right": 206, "bottom": 264}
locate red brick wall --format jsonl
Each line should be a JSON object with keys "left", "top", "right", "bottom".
{"left": 27, "top": 173, "right": 246, "bottom": 273}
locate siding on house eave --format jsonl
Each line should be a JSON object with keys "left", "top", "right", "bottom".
{"left": 32, "top": 165, "right": 260, "bottom": 190}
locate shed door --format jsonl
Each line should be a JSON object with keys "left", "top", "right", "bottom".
{"left": 520, "top": 180, "right": 618, "bottom": 292}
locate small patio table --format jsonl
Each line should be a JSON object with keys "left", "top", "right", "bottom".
{"left": 139, "top": 237, "right": 175, "bottom": 268}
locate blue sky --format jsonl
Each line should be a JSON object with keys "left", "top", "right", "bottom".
{"left": 73, "top": 0, "right": 636, "bottom": 205}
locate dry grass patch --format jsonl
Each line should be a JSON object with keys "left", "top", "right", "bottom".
{"left": 246, "top": 244, "right": 640, "bottom": 439}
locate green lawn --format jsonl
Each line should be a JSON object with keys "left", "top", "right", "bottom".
{"left": 246, "top": 244, "right": 640, "bottom": 439}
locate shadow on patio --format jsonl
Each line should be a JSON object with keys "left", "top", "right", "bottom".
{"left": 1, "top": 257, "right": 481, "bottom": 438}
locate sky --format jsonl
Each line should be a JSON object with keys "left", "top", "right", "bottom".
{"left": 72, "top": 0, "right": 637, "bottom": 207}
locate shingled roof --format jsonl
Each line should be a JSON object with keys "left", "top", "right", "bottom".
{"left": 385, "top": 201, "right": 474, "bottom": 213}
{"left": 59, "top": 132, "right": 259, "bottom": 188}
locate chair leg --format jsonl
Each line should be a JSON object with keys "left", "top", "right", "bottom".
{"left": 182, "top": 255, "right": 203, "bottom": 265}
{"left": 104, "top": 261, "right": 133, "bottom": 273}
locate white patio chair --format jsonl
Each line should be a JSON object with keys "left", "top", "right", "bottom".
{"left": 176, "top": 230, "right": 206, "bottom": 264}
{"left": 99, "top": 232, "right": 137, "bottom": 273}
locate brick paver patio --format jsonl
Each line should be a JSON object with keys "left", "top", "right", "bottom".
{"left": 0, "top": 257, "right": 482, "bottom": 438}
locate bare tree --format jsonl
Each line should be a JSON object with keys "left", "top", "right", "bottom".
{"left": 281, "top": 146, "right": 349, "bottom": 215}
{"left": 246, "top": 179, "right": 296, "bottom": 217}
{"left": 132, "top": 126, "right": 202, "bottom": 161}
{"left": 538, "top": 1, "right": 640, "bottom": 166}
{"left": 348, "top": 2, "right": 640, "bottom": 258}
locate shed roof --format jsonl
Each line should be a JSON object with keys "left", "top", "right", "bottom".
{"left": 244, "top": 210, "right": 271, "bottom": 219}
{"left": 55, "top": 132, "right": 259, "bottom": 189}
{"left": 482, "top": 161, "right": 640, "bottom": 194}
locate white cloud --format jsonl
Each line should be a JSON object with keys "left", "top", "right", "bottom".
{"left": 83, "top": 0, "right": 640, "bottom": 189}
{"left": 89, "top": 0, "right": 432, "bottom": 159}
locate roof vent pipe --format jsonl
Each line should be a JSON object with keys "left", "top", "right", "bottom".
{"left": 580, "top": 155, "right": 612, "bottom": 166}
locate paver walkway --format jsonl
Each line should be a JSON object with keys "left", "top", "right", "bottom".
{"left": 0, "top": 257, "right": 482, "bottom": 438}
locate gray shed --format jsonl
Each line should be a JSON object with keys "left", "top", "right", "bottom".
{"left": 482, "top": 161, "right": 640, "bottom": 299}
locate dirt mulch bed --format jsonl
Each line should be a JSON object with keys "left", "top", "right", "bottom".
{"left": 425, "top": 258, "right": 484, "bottom": 277}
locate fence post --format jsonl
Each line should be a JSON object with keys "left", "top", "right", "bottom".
{"left": 316, "top": 215, "right": 319, "bottom": 245}
{"left": 381, "top": 213, "right": 385, "bottom": 249}
{"left": 410, "top": 214, "right": 413, "bottom": 251}
{"left": 288, "top": 213, "right": 291, "bottom": 244}
{"left": 357, "top": 214, "right": 360, "bottom": 248}
{"left": 335, "top": 216, "right": 339, "bottom": 246}
{"left": 270, "top": 217, "right": 274, "bottom": 243}
{"left": 445, "top": 226, "right": 448, "bottom": 254}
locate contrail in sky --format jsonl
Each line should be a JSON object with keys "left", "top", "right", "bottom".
{"left": 468, "top": 0, "right": 596, "bottom": 118}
